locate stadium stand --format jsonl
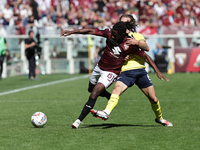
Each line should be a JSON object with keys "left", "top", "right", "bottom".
{"left": 0, "top": 0, "right": 200, "bottom": 35}
{"left": 1, "top": 0, "right": 200, "bottom": 77}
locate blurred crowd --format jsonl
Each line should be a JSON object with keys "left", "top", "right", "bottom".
{"left": 0, "top": 0, "right": 200, "bottom": 35}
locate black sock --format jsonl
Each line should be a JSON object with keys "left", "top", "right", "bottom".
{"left": 99, "top": 90, "right": 111, "bottom": 100}
{"left": 78, "top": 97, "right": 97, "bottom": 121}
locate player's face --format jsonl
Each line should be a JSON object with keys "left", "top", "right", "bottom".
{"left": 111, "top": 29, "right": 125, "bottom": 46}
{"left": 120, "top": 17, "right": 131, "bottom": 22}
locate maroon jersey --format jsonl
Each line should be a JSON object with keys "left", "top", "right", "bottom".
{"left": 95, "top": 28, "right": 144, "bottom": 75}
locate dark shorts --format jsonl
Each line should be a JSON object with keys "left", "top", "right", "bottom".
{"left": 117, "top": 68, "right": 153, "bottom": 89}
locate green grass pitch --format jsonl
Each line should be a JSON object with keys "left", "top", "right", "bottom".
{"left": 0, "top": 73, "right": 199, "bottom": 150}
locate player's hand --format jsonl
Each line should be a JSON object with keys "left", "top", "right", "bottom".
{"left": 126, "top": 38, "right": 139, "bottom": 46}
{"left": 61, "top": 30, "right": 72, "bottom": 37}
{"left": 156, "top": 71, "right": 169, "bottom": 81}
{"left": 124, "top": 55, "right": 130, "bottom": 61}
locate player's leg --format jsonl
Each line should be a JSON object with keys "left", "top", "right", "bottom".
{"left": 134, "top": 69, "right": 162, "bottom": 119}
{"left": 72, "top": 67, "right": 117, "bottom": 128}
{"left": 104, "top": 81, "right": 128, "bottom": 114}
{"left": 79, "top": 82, "right": 106, "bottom": 121}
{"left": 88, "top": 82, "right": 95, "bottom": 92}
{"left": 88, "top": 65, "right": 111, "bottom": 100}
{"left": 92, "top": 81, "right": 128, "bottom": 120}
{"left": 141, "top": 86, "right": 173, "bottom": 126}
{"left": 141, "top": 85, "right": 162, "bottom": 119}
{"left": 72, "top": 82, "right": 106, "bottom": 129}
{"left": 104, "top": 70, "right": 132, "bottom": 115}
{"left": 137, "top": 69, "right": 172, "bottom": 126}
{"left": 88, "top": 82, "right": 111, "bottom": 100}
{"left": 92, "top": 70, "right": 133, "bottom": 120}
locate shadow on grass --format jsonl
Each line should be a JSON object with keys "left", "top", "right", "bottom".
{"left": 82, "top": 123, "right": 157, "bottom": 129}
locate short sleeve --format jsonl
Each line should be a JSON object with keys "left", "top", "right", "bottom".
{"left": 129, "top": 32, "right": 145, "bottom": 41}
{"left": 95, "top": 28, "right": 111, "bottom": 38}
{"left": 133, "top": 50, "right": 144, "bottom": 57}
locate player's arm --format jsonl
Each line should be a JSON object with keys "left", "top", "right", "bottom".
{"left": 126, "top": 32, "right": 149, "bottom": 52}
{"left": 143, "top": 53, "right": 169, "bottom": 81}
{"left": 61, "top": 29, "right": 96, "bottom": 37}
{"left": 126, "top": 38, "right": 149, "bottom": 52}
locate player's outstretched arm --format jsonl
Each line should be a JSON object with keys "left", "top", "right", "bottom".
{"left": 143, "top": 53, "right": 169, "bottom": 81}
{"left": 61, "top": 29, "right": 96, "bottom": 37}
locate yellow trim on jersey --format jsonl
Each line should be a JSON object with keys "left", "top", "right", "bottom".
{"left": 121, "top": 32, "right": 146, "bottom": 72}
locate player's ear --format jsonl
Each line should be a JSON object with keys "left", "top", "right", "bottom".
{"left": 122, "top": 32, "right": 126, "bottom": 37}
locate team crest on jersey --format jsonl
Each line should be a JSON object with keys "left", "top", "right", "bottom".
{"left": 124, "top": 44, "right": 129, "bottom": 50}
{"left": 175, "top": 53, "right": 187, "bottom": 67}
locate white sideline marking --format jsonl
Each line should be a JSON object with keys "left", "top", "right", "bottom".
{"left": 0, "top": 75, "right": 90, "bottom": 96}
{"left": 0, "top": 99, "right": 199, "bottom": 103}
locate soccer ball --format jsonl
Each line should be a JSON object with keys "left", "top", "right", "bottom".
{"left": 31, "top": 112, "right": 47, "bottom": 127}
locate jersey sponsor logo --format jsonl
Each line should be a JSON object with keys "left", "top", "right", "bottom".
{"left": 110, "top": 52, "right": 119, "bottom": 58}
{"left": 112, "top": 46, "right": 121, "bottom": 55}
{"left": 86, "top": 105, "right": 92, "bottom": 108}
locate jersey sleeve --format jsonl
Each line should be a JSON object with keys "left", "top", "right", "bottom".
{"left": 95, "top": 28, "right": 110, "bottom": 38}
{"left": 128, "top": 32, "right": 146, "bottom": 41}
{"left": 133, "top": 50, "right": 144, "bottom": 57}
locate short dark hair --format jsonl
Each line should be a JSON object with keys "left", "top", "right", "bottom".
{"left": 112, "top": 21, "right": 132, "bottom": 35}
{"left": 119, "top": 14, "right": 137, "bottom": 32}
{"left": 28, "top": 30, "right": 34, "bottom": 36}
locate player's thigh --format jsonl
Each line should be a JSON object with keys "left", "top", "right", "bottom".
{"left": 117, "top": 70, "right": 137, "bottom": 88}
{"left": 136, "top": 69, "right": 152, "bottom": 89}
{"left": 112, "top": 81, "right": 128, "bottom": 95}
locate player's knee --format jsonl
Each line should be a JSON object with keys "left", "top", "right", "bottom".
{"left": 90, "top": 93, "right": 98, "bottom": 99}
{"left": 112, "top": 88, "right": 121, "bottom": 95}
{"left": 90, "top": 90, "right": 100, "bottom": 99}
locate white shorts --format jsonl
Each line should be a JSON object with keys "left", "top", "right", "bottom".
{"left": 90, "top": 65, "right": 118, "bottom": 89}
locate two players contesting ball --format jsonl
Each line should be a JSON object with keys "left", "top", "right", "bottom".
{"left": 61, "top": 15, "right": 172, "bottom": 128}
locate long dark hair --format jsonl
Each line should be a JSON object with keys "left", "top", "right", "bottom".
{"left": 113, "top": 21, "right": 133, "bottom": 35}
{"left": 119, "top": 14, "right": 137, "bottom": 32}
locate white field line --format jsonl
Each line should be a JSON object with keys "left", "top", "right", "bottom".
{"left": 0, "top": 99, "right": 200, "bottom": 103}
{"left": 0, "top": 74, "right": 90, "bottom": 96}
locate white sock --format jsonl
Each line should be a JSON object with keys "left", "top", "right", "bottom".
{"left": 76, "top": 119, "right": 81, "bottom": 123}
{"left": 159, "top": 118, "right": 164, "bottom": 123}
{"left": 104, "top": 109, "right": 110, "bottom": 115}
